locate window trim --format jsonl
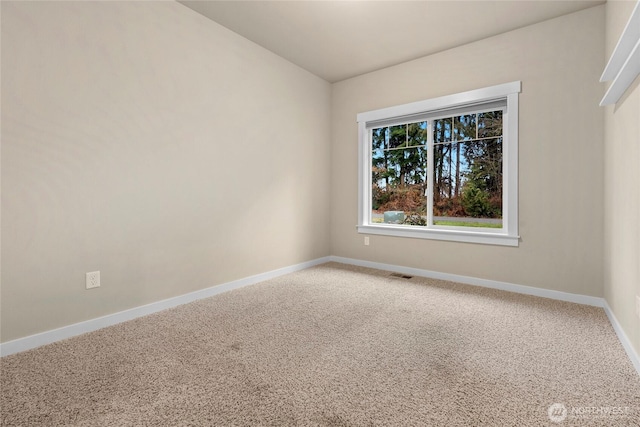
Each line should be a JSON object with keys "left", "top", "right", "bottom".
{"left": 357, "top": 81, "right": 521, "bottom": 247}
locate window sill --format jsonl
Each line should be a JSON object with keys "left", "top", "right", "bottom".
{"left": 357, "top": 224, "right": 520, "bottom": 247}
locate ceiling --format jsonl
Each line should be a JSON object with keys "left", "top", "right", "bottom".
{"left": 179, "top": 0, "right": 604, "bottom": 83}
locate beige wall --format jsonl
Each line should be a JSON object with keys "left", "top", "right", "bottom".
{"left": 3, "top": 2, "right": 632, "bottom": 350}
{"left": 604, "top": 1, "right": 640, "bottom": 356}
{"left": 1, "top": 1, "right": 331, "bottom": 342}
{"left": 331, "top": 6, "right": 605, "bottom": 296}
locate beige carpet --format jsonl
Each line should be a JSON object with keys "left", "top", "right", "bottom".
{"left": 1, "top": 262, "right": 639, "bottom": 426}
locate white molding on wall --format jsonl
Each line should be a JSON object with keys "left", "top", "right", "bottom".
{"left": 330, "top": 256, "right": 639, "bottom": 375}
{"left": 602, "top": 300, "right": 640, "bottom": 374}
{"left": 0, "top": 256, "right": 332, "bottom": 357}
{"left": 356, "top": 81, "right": 521, "bottom": 123}
{"left": 2, "top": 255, "right": 638, "bottom": 377}
{"left": 329, "top": 256, "right": 604, "bottom": 306}
{"left": 600, "top": 0, "right": 640, "bottom": 106}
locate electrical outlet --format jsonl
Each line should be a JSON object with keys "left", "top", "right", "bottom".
{"left": 636, "top": 296, "right": 640, "bottom": 321}
{"left": 86, "top": 271, "right": 100, "bottom": 289}
{"left": 364, "top": 236, "right": 370, "bottom": 246}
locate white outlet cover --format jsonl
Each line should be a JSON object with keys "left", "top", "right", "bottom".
{"left": 86, "top": 271, "right": 100, "bottom": 289}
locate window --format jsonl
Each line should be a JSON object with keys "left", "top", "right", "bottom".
{"left": 357, "top": 82, "right": 520, "bottom": 246}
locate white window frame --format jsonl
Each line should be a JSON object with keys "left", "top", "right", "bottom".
{"left": 357, "top": 81, "right": 521, "bottom": 247}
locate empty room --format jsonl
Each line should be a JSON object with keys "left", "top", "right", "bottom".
{"left": 1, "top": 0, "right": 640, "bottom": 425}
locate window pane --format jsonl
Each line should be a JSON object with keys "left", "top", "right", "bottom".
{"left": 433, "top": 141, "right": 465, "bottom": 216}
{"left": 372, "top": 127, "right": 387, "bottom": 159}
{"left": 371, "top": 122, "right": 428, "bottom": 226}
{"left": 454, "top": 114, "right": 476, "bottom": 141}
{"left": 434, "top": 117, "right": 452, "bottom": 143}
{"left": 434, "top": 138, "right": 503, "bottom": 228}
{"left": 478, "top": 110, "right": 503, "bottom": 138}
{"left": 407, "top": 121, "right": 428, "bottom": 146}
{"left": 433, "top": 109, "right": 503, "bottom": 228}
{"left": 388, "top": 124, "right": 407, "bottom": 149}
{"left": 373, "top": 109, "right": 504, "bottom": 229}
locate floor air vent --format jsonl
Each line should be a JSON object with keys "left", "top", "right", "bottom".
{"left": 389, "top": 272, "right": 413, "bottom": 279}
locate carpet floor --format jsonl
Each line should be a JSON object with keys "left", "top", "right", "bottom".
{"left": 1, "top": 262, "right": 639, "bottom": 426}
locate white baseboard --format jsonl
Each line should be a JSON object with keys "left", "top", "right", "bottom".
{"left": 329, "top": 256, "right": 604, "bottom": 306}
{"left": 603, "top": 300, "right": 640, "bottom": 374}
{"left": 330, "top": 256, "right": 639, "bottom": 375}
{"left": 3, "top": 255, "right": 639, "bottom": 377}
{"left": 0, "top": 256, "right": 331, "bottom": 357}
